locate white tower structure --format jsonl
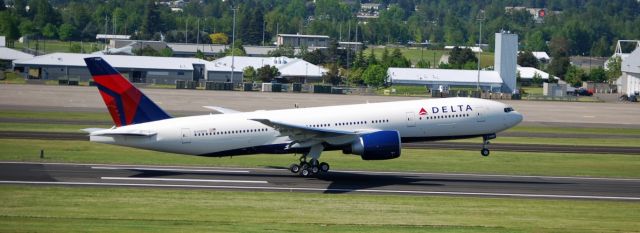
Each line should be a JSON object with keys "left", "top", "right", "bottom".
{"left": 495, "top": 32, "right": 518, "bottom": 93}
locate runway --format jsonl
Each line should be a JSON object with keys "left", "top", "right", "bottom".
{"left": 1, "top": 162, "right": 639, "bottom": 201}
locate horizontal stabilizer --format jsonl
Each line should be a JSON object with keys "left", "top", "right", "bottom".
{"left": 202, "top": 106, "right": 241, "bottom": 114}
{"left": 88, "top": 129, "right": 157, "bottom": 137}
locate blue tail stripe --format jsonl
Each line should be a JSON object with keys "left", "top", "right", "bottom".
{"left": 84, "top": 57, "right": 119, "bottom": 76}
{"left": 133, "top": 95, "right": 172, "bottom": 124}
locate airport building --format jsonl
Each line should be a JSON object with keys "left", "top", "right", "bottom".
{"left": 387, "top": 32, "right": 519, "bottom": 93}
{"left": 207, "top": 56, "right": 327, "bottom": 83}
{"left": 276, "top": 34, "right": 330, "bottom": 48}
{"left": 618, "top": 47, "right": 640, "bottom": 97}
{"left": 12, "top": 53, "right": 211, "bottom": 84}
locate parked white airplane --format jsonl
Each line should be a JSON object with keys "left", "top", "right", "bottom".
{"left": 83, "top": 57, "right": 523, "bottom": 176}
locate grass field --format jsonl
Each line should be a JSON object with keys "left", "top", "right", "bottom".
{"left": 2, "top": 139, "right": 639, "bottom": 178}
{"left": 1, "top": 185, "right": 638, "bottom": 233}
{"left": 364, "top": 47, "right": 494, "bottom": 68}
{"left": 13, "top": 40, "right": 104, "bottom": 54}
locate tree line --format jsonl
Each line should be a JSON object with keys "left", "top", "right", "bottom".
{"left": 1, "top": 0, "right": 638, "bottom": 56}
{"left": 0, "top": 0, "right": 637, "bottom": 86}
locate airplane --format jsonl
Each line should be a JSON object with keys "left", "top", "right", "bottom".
{"left": 82, "top": 57, "right": 523, "bottom": 177}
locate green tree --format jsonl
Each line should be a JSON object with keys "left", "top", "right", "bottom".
{"left": 532, "top": 72, "right": 543, "bottom": 86}
{"left": 0, "top": 12, "right": 20, "bottom": 42}
{"left": 31, "top": 0, "right": 59, "bottom": 29}
{"left": 564, "top": 66, "right": 586, "bottom": 87}
{"left": 548, "top": 73, "right": 557, "bottom": 84}
{"left": 362, "top": 64, "right": 387, "bottom": 88}
{"left": 19, "top": 21, "right": 36, "bottom": 37}
{"left": 346, "top": 68, "right": 364, "bottom": 86}
{"left": 322, "top": 63, "right": 341, "bottom": 85}
{"left": 243, "top": 66, "right": 256, "bottom": 83}
{"left": 525, "top": 31, "right": 547, "bottom": 51}
{"left": 302, "top": 49, "right": 326, "bottom": 65}
{"left": 268, "top": 46, "right": 295, "bottom": 57}
{"left": 160, "top": 47, "right": 173, "bottom": 57}
{"left": 517, "top": 51, "right": 540, "bottom": 68}
{"left": 605, "top": 56, "right": 622, "bottom": 84}
{"left": 58, "top": 23, "right": 75, "bottom": 41}
{"left": 416, "top": 59, "right": 430, "bottom": 68}
{"left": 366, "top": 49, "right": 378, "bottom": 66}
{"left": 588, "top": 67, "right": 607, "bottom": 83}
{"left": 257, "top": 65, "right": 280, "bottom": 83}
{"left": 133, "top": 45, "right": 161, "bottom": 56}
{"left": 448, "top": 47, "right": 477, "bottom": 69}
{"left": 195, "top": 49, "right": 205, "bottom": 59}
{"left": 42, "top": 23, "right": 57, "bottom": 39}
{"left": 139, "top": 0, "right": 160, "bottom": 39}
{"left": 390, "top": 48, "right": 410, "bottom": 67}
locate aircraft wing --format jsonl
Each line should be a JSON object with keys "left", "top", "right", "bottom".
{"left": 250, "top": 118, "right": 372, "bottom": 148}
{"left": 203, "top": 106, "right": 241, "bottom": 114}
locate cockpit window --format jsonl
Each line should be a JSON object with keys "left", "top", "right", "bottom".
{"left": 504, "top": 107, "right": 514, "bottom": 113}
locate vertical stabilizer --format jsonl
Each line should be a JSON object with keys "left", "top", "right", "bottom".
{"left": 84, "top": 57, "right": 171, "bottom": 127}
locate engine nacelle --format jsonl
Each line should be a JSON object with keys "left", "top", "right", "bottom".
{"left": 348, "top": 130, "right": 401, "bottom": 160}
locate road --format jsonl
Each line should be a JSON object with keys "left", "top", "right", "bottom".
{"left": 1, "top": 162, "right": 638, "bottom": 201}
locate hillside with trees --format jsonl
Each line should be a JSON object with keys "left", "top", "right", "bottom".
{"left": 0, "top": 0, "right": 637, "bottom": 82}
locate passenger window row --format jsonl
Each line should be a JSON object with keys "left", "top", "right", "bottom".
{"left": 423, "top": 114, "right": 470, "bottom": 120}
{"left": 194, "top": 128, "right": 268, "bottom": 137}
{"left": 305, "top": 119, "right": 390, "bottom": 128}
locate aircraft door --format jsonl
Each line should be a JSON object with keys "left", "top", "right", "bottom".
{"left": 475, "top": 107, "right": 486, "bottom": 122}
{"left": 406, "top": 112, "right": 416, "bottom": 127}
{"left": 181, "top": 128, "right": 191, "bottom": 144}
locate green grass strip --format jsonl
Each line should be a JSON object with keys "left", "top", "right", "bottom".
{"left": 0, "top": 185, "right": 638, "bottom": 233}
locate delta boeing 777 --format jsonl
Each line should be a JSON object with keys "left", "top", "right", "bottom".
{"left": 83, "top": 57, "right": 523, "bottom": 177}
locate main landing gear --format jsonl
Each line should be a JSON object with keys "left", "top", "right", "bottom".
{"left": 289, "top": 144, "right": 329, "bottom": 177}
{"left": 481, "top": 134, "right": 496, "bottom": 157}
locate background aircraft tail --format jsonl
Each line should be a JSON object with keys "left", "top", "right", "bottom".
{"left": 84, "top": 57, "right": 171, "bottom": 127}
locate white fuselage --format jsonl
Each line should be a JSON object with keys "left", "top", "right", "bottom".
{"left": 90, "top": 97, "right": 523, "bottom": 156}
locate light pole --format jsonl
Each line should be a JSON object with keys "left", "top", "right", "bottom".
{"left": 476, "top": 10, "right": 484, "bottom": 93}
{"left": 230, "top": 7, "right": 237, "bottom": 86}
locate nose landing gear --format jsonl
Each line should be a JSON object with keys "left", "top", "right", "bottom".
{"left": 481, "top": 134, "right": 496, "bottom": 156}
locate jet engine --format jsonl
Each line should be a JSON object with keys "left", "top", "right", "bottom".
{"left": 343, "top": 130, "right": 401, "bottom": 160}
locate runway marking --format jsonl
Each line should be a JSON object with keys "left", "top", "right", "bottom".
{"left": 0, "top": 180, "right": 639, "bottom": 201}
{"left": 91, "top": 166, "right": 250, "bottom": 173}
{"left": 101, "top": 177, "right": 267, "bottom": 184}
{"left": 2, "top": 161, "right": 640, "bottom": 182}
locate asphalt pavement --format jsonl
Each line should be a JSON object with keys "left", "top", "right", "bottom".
{"left": 1, "top": 162, "right": 639, "bottom": 201}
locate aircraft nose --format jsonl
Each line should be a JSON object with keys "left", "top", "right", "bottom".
{"left": 512, "top": 112, "right": 523, "bottom": 125}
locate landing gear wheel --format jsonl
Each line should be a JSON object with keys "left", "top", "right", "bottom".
{"left": 311, "top": 165, "right": 320, "bottom": 174}
{"left": 481, "top": 148, "right": 490, "bottom": 157}
{"left": 319, "top": 162, "right": 330, "bottom": 172}
{"left": 300, "top": 164, "right": 311, "bottom": 177}
{"left": 289, "top": 164, "right": 300, "bottom": 173}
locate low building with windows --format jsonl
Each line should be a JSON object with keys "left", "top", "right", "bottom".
{"left": 276, "top": 34, "right": 330, "bottom": 48}
{"left": 12, "top": 53, "right": 211, "bottom": 85}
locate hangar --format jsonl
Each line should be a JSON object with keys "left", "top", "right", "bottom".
{"left": 618, "top": 47, "right": 640, "bottom": 97}
{"left": 208, "top": 56, "right": 327, "bottom": 83}
{"left": 12, "top": 53, "right": 211, "bottom": 84}
{"left": 388, "top": 32, "right": 518, "bottom": 93}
